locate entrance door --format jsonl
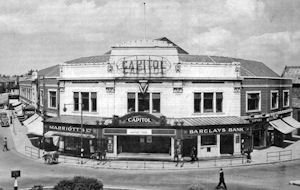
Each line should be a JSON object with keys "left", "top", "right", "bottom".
{"left": 220, "top": 134, "right": 234, "bottom": 154}
{"left": 182, "top": 137, "right": 197, "bottom": 157}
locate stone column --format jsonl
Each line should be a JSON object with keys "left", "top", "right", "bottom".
{"left": 113, "top": 135, "right": 117, "bottom": 157}
{"left": 171, "top": 137, "right": 175, "bottom": 158}
{"left": 197, "top": 135, "right": 201, "bottom": 158}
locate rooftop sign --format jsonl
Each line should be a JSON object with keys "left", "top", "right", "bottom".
{"left": 116, "top": 56, "right": 171, "bottom": 76}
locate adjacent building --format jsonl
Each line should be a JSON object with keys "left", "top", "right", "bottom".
{"left": 282, "top": 66, "right": 300, "bottom": 134}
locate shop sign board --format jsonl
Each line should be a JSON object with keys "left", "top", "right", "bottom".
{"left": 47, "top": 125, "right": 93, "bottom": 134}
{"left": 127, "top": 129, "right": 152, "bottom": 135}
{"left": 185, "top": 126, "right": 250, "bottom": 136}
{"left": 118, "top": 112, "right": 162, "bottom": 126}
{"left": 116, "top": 56, "right": 171, "bottom": 76}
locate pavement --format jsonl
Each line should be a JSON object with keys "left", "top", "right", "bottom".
{"left": 2, "top": 106, "right": 300, "bottom": 170}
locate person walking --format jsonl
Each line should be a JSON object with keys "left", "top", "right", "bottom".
{"left": 216, "top": 168, "right": 227, "bottom": 189}
{"left": 3, "top": 137, "right": 9, "bottom": 151}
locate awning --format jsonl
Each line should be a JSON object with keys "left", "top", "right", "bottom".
{"left": 26, "top": 116, "right": 43, "bottom": 136}
{"left": 282, "top": 117, "right": 300, "bottom": 129}
{"left": 269, "top": 119, "right": 295, "bottom": 134}
{"left": 44, "top": 131, "right": 95, "bottom": 139}
{"left": 23, "top": 113, "right": 39, "bottom": 126}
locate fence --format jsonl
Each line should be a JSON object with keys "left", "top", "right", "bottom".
{"left": 266, "top": 150, "right": 292, "bottom": 163}
{"left": 56, "top": 154, "right": 249, "bottom": 170}
{"left": 25, "top": 146, "right": 40, "bottom": 159}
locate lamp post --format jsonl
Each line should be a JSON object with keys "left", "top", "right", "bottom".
{"left": 63, "top": 103, "right": 84, "bottom": 164}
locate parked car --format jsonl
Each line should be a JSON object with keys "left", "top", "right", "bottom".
{"left": 0, "top": 112, "right": 9, "bottom": 127}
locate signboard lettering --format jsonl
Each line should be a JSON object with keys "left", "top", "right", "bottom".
{"left": 127, "top": 129, "right": 152, "bottom": 135}
{"left": 48, "top": 125, "right": 92, "bottom": 134}
{"left": 128, "top": 117, "right": 151, "bottom": 123}
{"left": 117, "top": 56, "right": 171, "bottom": 76}
{"left": 187, "top": 127, "right": 249, "bottom": 135}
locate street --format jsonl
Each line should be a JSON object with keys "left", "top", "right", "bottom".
{"left": 0, "top": 123, "right": 300, "bottom": 190}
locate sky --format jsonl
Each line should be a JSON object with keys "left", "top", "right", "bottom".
{"left": 0, "top": 0, "right": 299, "bottom": 75}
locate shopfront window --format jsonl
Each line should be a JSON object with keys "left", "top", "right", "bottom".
{"left": 81, "top": 92, "right": 89, "bottom": 111}
{"left": 152, "top": 93, "right": 160, "bottom": 113}
{"left": 201, "top": 135, "right": 217, "bottom": 146}
{"left": 271, "top": 91, "right": 279, "bottom": 109}
{"left": 49, "top": 91, "right": 57, "bottom": 108}
{"left": 194, "top": 93, "right": 201, "bottom": 113}
{"left": 204, "top": 93, "right": 213, "bottom": 113}
{"left": 247, "top": 92, "right": 260, "bottom": 112}
{"left": 216, "top": 92, "right": 223, "bottom": 112}
{"left": 74, "top": 92, "right": 79, "bottom": 111}
{"left": 283, "top": 90, "right": 289, "bottom": 107}
{"left": 138, "top": 93, "right": 149, "bottom": 112}
{"left": 127, "top": 93, "right": 135, "bottom": 112}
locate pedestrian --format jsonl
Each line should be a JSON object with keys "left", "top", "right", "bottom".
{"left": 190, "top": 146, "right": 197, "bottom": 163}
{"left": 174, "top": 147, "right": 179, "bottom": 164}
{"left": 3, "top": 137, "right": 9, "bottom": 151}
{"left": 246, "top": 150, "right": 251, "bottom": 163}
{"left": 216, "top": 168, "right": 227, "bottom": 189}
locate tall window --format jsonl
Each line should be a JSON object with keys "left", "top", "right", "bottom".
{"left": 152, "top": 93, "right": 160, "bottom": 113}
{"left": 203, "top": 93, "right": 213, "bottom": 113}
{"left": 194, "top": 93, "right": 201, "bottom": 113}
{"left": 74, "top": 92, "right": 79, "bottom": 111}
{"left": 127, "top": 93, "right": 136, "bottom": 112}
{"left": 49, "top": 91, "right": 57, "bottom": 108}
{"left": 81, "top": 92, "right": 89, "bottom": 111}
{"left": 138, "top": 93, "right": 150, "bottom": 112}
{"left": 283, "top": 90, "right": 289, "bottom": 107}
{"left": 271, "top": 91, "right": 279, "bottom": 109}
{"left": 247, "top": 92, "right": 260, "bottom": 112}
{"left": 91, "top": 92, "right": 97, "bottom": 112}
{"left": 201, "top": 135, "right": 217, "bottom": 145}
{"left": 216, "top": 92, "right": 223, "bottom": 112}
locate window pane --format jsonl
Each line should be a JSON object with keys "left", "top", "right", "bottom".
{"left": 216, "top": 92, "right": 223, "bottom": 112}
{"left": 247, "top": 93, "right": 259, "bottom": 111}
{"left": 283, "top": 91, "right": 289, "bottom": 106}
{"left": 127, "top": 93, "right": 135, "bottom": 112}
{"left": 271, "top": 92, "right": 278, "bottom": 109}
{"left": 91, "top": 92, "right": 97, "bottom": 112}
{"left": 152, "top": 93, "right": 160, "bottom": 113}
{"left": 81, "top": 92, "right": 89, "bottom": 111}
{"left": 138, "top": 93, "right": 149, "bottom": 112}
{"left": 50, "top": 91, "right": 56, "bottom": 108}
{"left": 74, "top": 92, "right": 79, "bottom": 111}
{"left": 194, "top": 93, "right": 201, "bottom": 113}
{"left": 201, "top": 135, "right": 216, "bottom": 145}
{"left": 204, "top": 93, "right": 213, "bottom": 112}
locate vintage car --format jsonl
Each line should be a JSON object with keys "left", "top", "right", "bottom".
{"left": 42, "top": 151, "right": 59, "bottom": 164}
{"left": 0, "top": 112, "right": 10, "bottom": 127}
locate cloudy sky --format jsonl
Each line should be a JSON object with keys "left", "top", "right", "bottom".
{"left": 0, "top": 0, "right": 299, "bottom": 75}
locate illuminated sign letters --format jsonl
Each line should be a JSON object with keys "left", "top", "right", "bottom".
{"left": 117, "top": 56, "right": 171, "bottom": 75}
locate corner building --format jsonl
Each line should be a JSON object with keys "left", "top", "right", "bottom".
{"left": 43, "top": 38, "right": 293, "bottom": 159}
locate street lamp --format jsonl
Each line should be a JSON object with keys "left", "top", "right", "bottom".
{"left": 63, "top": 103, "right": 84, "bottom": 164}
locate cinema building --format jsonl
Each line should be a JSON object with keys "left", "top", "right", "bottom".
{"left": 43, "top": 38, "right": 296, "bottom": 159}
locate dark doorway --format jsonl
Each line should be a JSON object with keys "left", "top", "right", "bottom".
{"left": 182, "top": 137, "right": 197, "bottom": 157}
{"left": 220, "top": 134, "right": 234, "bottom": 154}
